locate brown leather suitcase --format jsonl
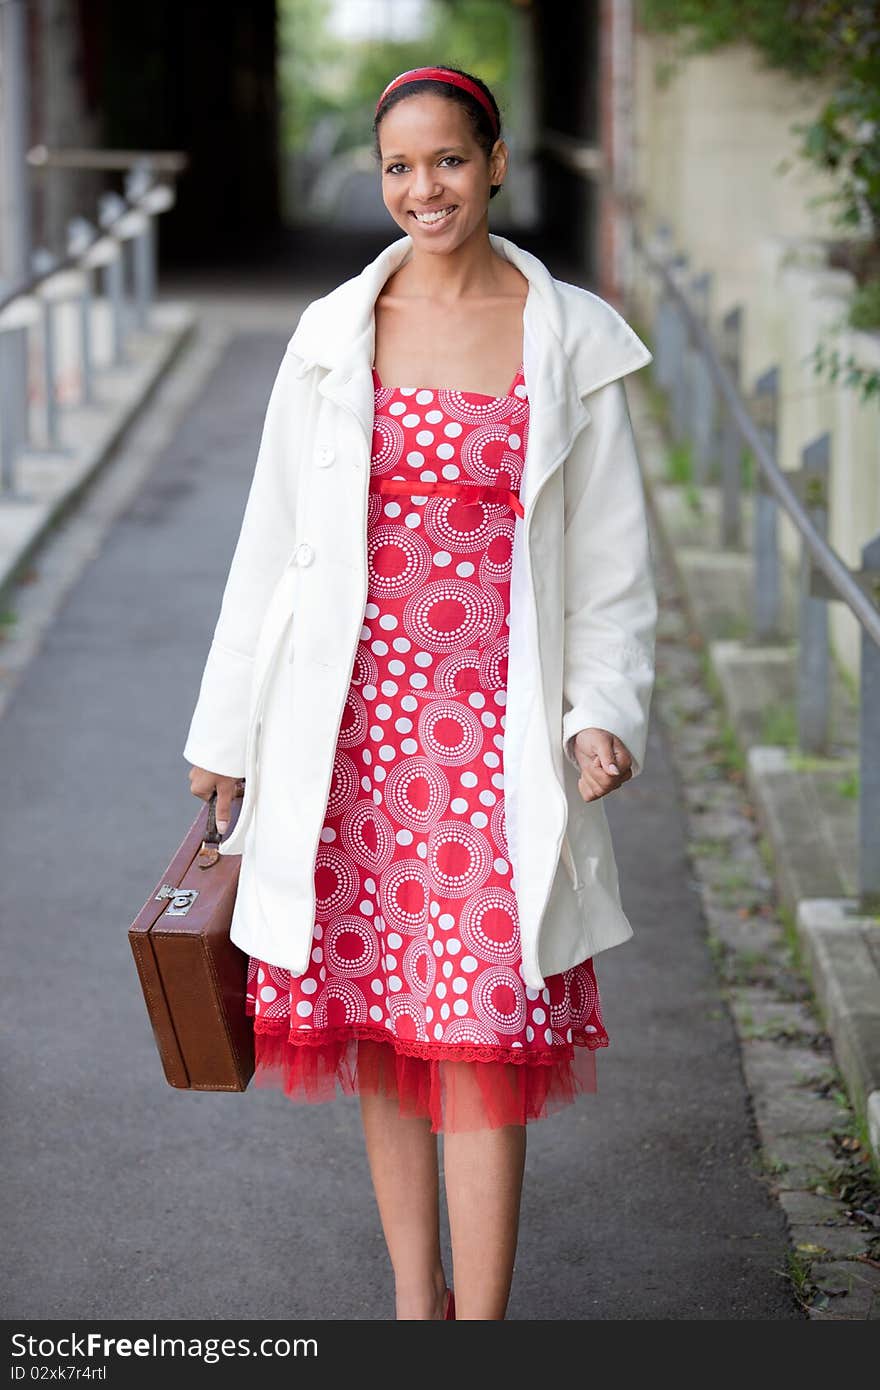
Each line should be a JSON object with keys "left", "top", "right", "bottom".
{"left": 128, "top": 784, "right": 254, "bottom": 1091}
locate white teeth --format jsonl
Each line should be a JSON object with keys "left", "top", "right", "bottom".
{"left": 413, "top": 206, "right": 456, "bottom": 224}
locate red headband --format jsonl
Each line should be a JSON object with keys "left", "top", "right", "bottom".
{"left": 375, "top": 67, "right": 499, "bottom": 138}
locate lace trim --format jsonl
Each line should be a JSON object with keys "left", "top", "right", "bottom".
{"left": 247, "top": 1015, "right": 609, "bottom": 1067}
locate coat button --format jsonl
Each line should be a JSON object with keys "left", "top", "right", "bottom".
{"left": 293, "top": 542, "right": 314, "bottom": 566}
{"left": 316, "top": 444, "right": 335, "bottom": 467}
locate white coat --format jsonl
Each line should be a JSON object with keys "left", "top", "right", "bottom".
{"left": 182, "top": 231, "right": 657, "bottom": 991}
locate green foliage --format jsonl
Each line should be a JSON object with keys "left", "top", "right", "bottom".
{"left": 639, "top": 3, "right": 880, "bottom": 240}
{"left": 638, "top": 2, "right": 880, "bottom": 402}
{"left": 277, "top": 0, "right": 514, "bottom": 160}
{"left": 740, "top": 446, "right": 756, "bottom": 491}
{"left": 849, "top": 277, "right": 880, "bottom": 330}
{"left": 807, "top": 335, "right": 880, "bottom": 403}
{"left": 639, "top": 1, "right": 831, "bottom": 77}
{"left": 665, "top": 440, "right": 693, "bottom": 484}
{"left": 834, "top": 769, "right": 859, "bottom": 798}
{"left": 760, "top": 701, "right": 799, "bottom": 748}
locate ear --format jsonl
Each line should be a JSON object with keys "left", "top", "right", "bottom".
{"left": 491, "top": 137, "right": 508, "bottom": 181}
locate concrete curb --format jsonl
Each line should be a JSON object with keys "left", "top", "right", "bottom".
{"left": 0, "top": 301, "right": 197, "bottom": 607}
{"left": 796, "top": 898, "right": 880, "bottom": 1155}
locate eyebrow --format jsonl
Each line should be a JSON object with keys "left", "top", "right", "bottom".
{"left": 382, "top": 146, "right": 466, "bottom": 160}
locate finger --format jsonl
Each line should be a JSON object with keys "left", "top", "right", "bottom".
{"left": 578, "top": 769, "right": 606, "bottom": 802}
{"left": 216, "top": 792, "right": 232, "bottom": 833}
{"left": 609, "top": 737, "right": 633, "bottom": 776}
{"left": 586, "top": 758, "right": 619, "bottom": 792}
{"left": 592, "top": 732, "right": 620, "bottom": 776}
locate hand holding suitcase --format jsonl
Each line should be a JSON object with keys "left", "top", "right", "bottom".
{"left": 128, "top": 782, "right": 254, "bottom": 1091}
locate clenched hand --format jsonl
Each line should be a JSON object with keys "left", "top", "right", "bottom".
{"left": 188, "top": 766, "right": 242, "bottom": 833}
{"left": 571, "top": 728, "right": 634, "bottom": 802}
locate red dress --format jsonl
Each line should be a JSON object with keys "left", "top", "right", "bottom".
{"left": 245, "top": 358, "right": 609, "bottom": 1132}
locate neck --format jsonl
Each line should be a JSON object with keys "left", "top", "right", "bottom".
{"left": 392, "top": 218, "right": 508, "bottom": 303}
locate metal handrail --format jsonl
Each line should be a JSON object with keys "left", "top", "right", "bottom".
{"left": 0, "top": 159, "right": 184, "bottom": 316}
{"left": 27, "top": 145, "right": 187, "bottom": 174}
{"left": 0, "top": 157, "right": 179, "bottom": 500}
{"left": 541, "top": 127, "right": 879, "bottom": 907}
{"left": 633, "top": 224, "right": 880, "bottom": 650}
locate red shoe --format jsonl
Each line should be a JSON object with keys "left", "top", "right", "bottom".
{"left": 443, "top": 1288, "right": 455, "bottom": 1320}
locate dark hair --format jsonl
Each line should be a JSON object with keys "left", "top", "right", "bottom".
{"left": 373, "top": 65, "right": 505, "bottom": 199}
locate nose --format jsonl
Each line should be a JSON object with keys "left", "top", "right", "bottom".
{"left": 410, "top": 167, "right": 442, "bottom": 200}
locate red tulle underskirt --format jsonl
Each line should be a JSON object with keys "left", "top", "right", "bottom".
{"left": 247, "top": 1019, "right": 606, "bottom": 1134}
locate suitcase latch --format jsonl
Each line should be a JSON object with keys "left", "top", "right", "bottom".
{"left": 155, "top": 884, "right": 199, "bottom": 915}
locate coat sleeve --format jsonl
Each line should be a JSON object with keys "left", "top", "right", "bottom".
{"left": 560, "top": 376, "right": 657, "bottom": 779}
{"left": 182, "top": 344, "right": 300, "bottom": 778}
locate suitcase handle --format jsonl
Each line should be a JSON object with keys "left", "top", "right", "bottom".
{"left": 198, "top": 781, "right": 246, "bottom": 867}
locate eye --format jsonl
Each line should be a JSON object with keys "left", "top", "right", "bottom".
{"left": 383, "top": 156, "right": 464, "bottom": 175}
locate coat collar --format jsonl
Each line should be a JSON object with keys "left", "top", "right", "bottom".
{"left": 288, "top": 231, "right": 652, "bottom": 510}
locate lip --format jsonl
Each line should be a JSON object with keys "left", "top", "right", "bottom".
{"left": 409, "top": 205, "right": 458, "bottom": 229}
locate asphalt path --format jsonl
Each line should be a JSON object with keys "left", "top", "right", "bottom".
{"left": 0, "top": 328, "right": 801, "bottom": 1320}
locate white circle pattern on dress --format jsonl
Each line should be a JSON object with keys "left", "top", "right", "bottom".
{"left": 417, "top": 700, "right": 484, "bottom": 766}
{"left": 246, "top": 363, "right": 609, "bottom": 1069}
{"left": 436, "top": 388, "right": 512, "bottom": 425}
{"left": 423, "top": 495, "right": 501, "bottom": 552}
{"left": 323, "top": 751, "right": 360, "bottom": 820}
{"left": 314, "top": 846, "right": 360, "bottom": 917}
{"left": 378, "top": 857, "right": 430, "bottom": 935}
{"left": 425, "top": 820, "right": 493, "bottom": 898}
{"left": 368, "top": 525, "right": 434, "bottom": 599}
{"left": 471, "top": 966, "right": 528, "bottom": 1034}
{"left": 459, "top": 423, "right": 518, "bottom": 485}
{"left": 370, "top": 414, "right": 405, "bottom": 472}
{"left": 403, "top": 936, "right": 436, "bottom": 996}
{"left": 336, "top": 686, "right": 370, "bottom": 745}
{"left": 459, "top": 887, "right": 520, "bottom": 964}
{"left": 324, "top": 916, "right": 381, "bottom": 977}
{"left": 338, "top": 800, "right": 397, "bottom": 873}
{"left": 478, "top": 519, "right": 515, "bottom": 586}
{"left": 312, "top": 979, "right": 368, "bottom": 1027}
{"left": 386, "top": 993, "right": 428, "bottom": 1040}
{"left": 382, "top": 757, "right": 451, "bottom": 831}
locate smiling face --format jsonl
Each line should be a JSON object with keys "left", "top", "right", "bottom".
{"left": 378, "top": 92, "right": 507, "bottom": 249}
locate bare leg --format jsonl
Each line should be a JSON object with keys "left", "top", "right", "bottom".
{"left": 359, "top": 1086, "right": 449, "bottom": 1320}
{"left": 441, "top": 1062, "right": 527, "bottom": 1320}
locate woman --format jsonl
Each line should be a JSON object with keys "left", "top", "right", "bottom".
{"left": 184, "top": 65, "right": 657, "bottom": 1321}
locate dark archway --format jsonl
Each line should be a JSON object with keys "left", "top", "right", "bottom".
{"left": 86, "top": 0, "right": 280, "bottom": 265}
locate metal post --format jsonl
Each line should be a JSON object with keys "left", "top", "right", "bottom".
{"left": 104, "top": 253, "right": 125, "bottom": 367}
{"left": 131, "top": 224, "right": 150, "bottom": 330}
{"left": 67, "top": 218, "right": 96, "bottom": 405}
{"left": 751, "top": 365, "right": 782, "bottom": 640}
{"left": 40, "top": 297, "right": 59, "bottom": 448}
{"left": 797, "top": 435, "right": 831, "bottom": 754}
{"left": 32, "top": 248, "right": 62, "bottom": 451}
{"left": 654, "top": 290, "right": 676, "bottom": 393}
{"left": 719, "top": 306, "right": 743, "bottom": 549}
{"left": 98, "top": 192, "right": 127, "bottom": 365}
{"left": 125, "top": 160, "right": 154, "bottom": 330}
{"left": 688, "top": 271, "right": 714, "bottom": 486}
{"left": 0, "top": 327, "right": 17, "bottom": 495}
{"left": 78, "top": 268, "right": 95, "bottom": 405}
{"left": 144, "top": 214, "right": 157, "bottom": 310}
{"left": 669, "top": 254, "right": 689, "bottom": 444}
{"left": 0, "top": 0, "right": 32, "bottom": 463}
{"left": 858, "top": 533, "right": 880, "bottom": 910}
{"left": 651, "top": 225, "right": 676, "bottom": 393}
